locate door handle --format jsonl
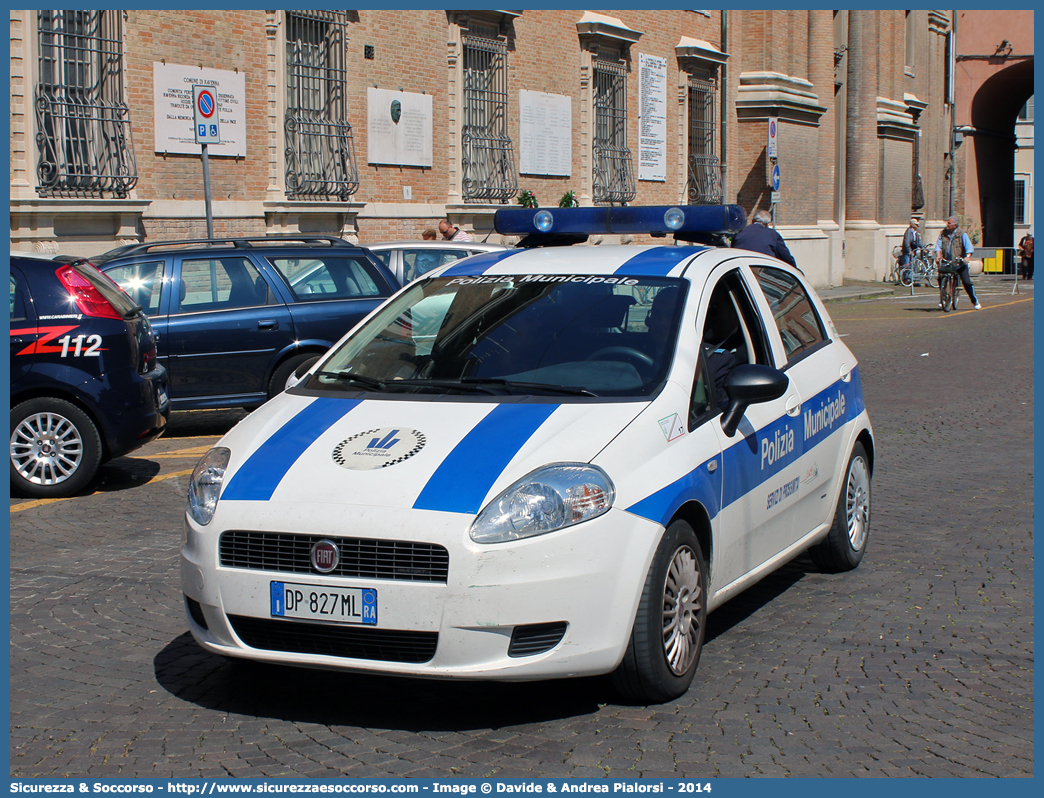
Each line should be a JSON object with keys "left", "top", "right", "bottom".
{"left": 785, "top": 395, "right": 802, "bottom": 416}
{"left": 840, "top": 364, "right": 853, "bottom": 383}
{"left": 258, "top": 319, "right": 279, "bottom": 330}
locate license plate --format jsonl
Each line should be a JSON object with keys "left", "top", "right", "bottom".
{"left": 157, "top": 384, "right": 169, "bottom": 406}
{"left": 270, "top": 582, "right": 377, "bottom": 625}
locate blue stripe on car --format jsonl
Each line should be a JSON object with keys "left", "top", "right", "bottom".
{"left": 626, "top": 369, "right": 864, "bottom": 524}
{"left": 221, "top": 398, "right": 362, "bottom": 501}
{"left": 440, "top": 249, "right": 527, "bottom": 277}
{"left": 614, "top": 246, "right": 700, "bottom": 276}
{"left": 413, "top": 403, "right": 559, "bottom": 514}
{"left": 625, "top": 455, "right": 723, "bottom": 527}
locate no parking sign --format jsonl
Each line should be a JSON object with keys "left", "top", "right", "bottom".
{"left": 193, "top": 85, "right": 221, "bottom": 144}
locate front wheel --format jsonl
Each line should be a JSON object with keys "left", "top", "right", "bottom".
{"left": 899, "top": 267, "right": 914, "bottom": 287}
{"left": 10, "top": 397, "right": 103, "bottom": 498}
{"left": 940, "top": 275, "right": 953, "bottom": 311}
{"left": 951, "top": 277, "right": 960, "bottom": 310}
{"left": 809, "top": 442, "right": 871, "bottom": 572}
{"left": 268, "top": 353, "right": 320, "bottom": 399}
{"left": 612, "top": 520, "right": 707, "bottom": 703}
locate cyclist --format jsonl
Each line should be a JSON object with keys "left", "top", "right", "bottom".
{"left": 900, "top": 217, "right": 921, "bottom": 272}
{"left": 935, "top": 216, "right": 981, "bottom": 310}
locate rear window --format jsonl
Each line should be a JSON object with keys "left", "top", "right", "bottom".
{"left": 70, "top": 261, "right": 141, "bottom": 317}
{"left": 267, "top": 255, "right": 386, "bottom": 301}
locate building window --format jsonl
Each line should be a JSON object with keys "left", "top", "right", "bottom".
{"left": 687, "top": 69, "right": 723, "bottom": 205}
{"left": 285, "top": 10, "right": 359, "bottom": 200}
{"left": 592, "top": 55, "right": 636, "bottom": 205}
{"left": 1014, "top": 178, "right": 1027, "bottom": 225}
{"left": 1018, "top": 96, "right": 1034, "bottom": 121}
{"left": 461, "top": 26, "right": 517, "bottom": 203}
{"left": 35, "top": 10, "right": 137, "bottom": 198}
{"left": 904, "top": 11, "right": 916, "bottom": 71}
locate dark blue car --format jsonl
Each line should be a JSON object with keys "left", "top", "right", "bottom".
{"left": 10, "top": 252, "right": 170, "bottom": 498}
{"left": 96, "top": 236, "right": 400, "bottom": 411}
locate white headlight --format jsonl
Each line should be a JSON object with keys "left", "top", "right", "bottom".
{"left": 187, "top": 447, "right": 230, "bottom": 526}
{"left": 470, "top": 463, "right": 615, "bottom": 544}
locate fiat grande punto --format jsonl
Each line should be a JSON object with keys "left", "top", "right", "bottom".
{"left": 181, "top": 206, "right": 873, "bottom": 703}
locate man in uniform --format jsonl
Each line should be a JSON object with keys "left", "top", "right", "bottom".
{"left": 731, "top": 209, "right": 797, "bottom": 268}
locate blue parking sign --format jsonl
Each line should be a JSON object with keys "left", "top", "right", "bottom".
{"left": 198, "top": 124, "right": 206, "bottom": 138}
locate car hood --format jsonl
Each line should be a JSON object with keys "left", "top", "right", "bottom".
{"left": 217, "top": 393, "right": 647, "bottom": 515}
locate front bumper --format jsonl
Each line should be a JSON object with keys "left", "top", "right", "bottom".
{"left": 181, "top": 501, "right": 662, "bottom": 681}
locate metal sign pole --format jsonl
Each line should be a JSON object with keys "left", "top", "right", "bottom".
{"left": 201, "top": 143, "right": 214, "bottom": 239}
{"left": 192, "top": 84, "right": 221, "bottom": 240}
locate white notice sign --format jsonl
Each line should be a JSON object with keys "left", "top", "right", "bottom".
{"left": 153, "top": 63, "right": 245, "bottom": 156}
{"left": 367, "top": 88, "right": 433, "bottom": 168}
{"left": 519, "top": 91, "right": 572, "bottom": 176}
{"left": 638, "top": 53, "right": 668, "bottom": 182}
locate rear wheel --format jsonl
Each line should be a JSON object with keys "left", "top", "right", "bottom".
{"left": 268, "top": 353, "right": 320, "bottom": 399}
{"left": 612, "top": 520, "right": 707, "bottom": 703}
{"left": 924, "top": 261, "right": 939, "bottom": 288}
{"left": 10, "top": 398, "right": 103, "bottom": 498}
{"left": 809, "top": 442, "right": 871, "bottom": 572}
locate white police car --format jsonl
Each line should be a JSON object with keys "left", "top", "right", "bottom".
{"left": 182, "top": 206, "right": 873, "bottom": 703}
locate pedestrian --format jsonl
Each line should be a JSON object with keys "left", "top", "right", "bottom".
{"left": 934, "top": 216, "right": 981, "bottom": 309}
{"left": 731, "top": 209, "right": 797, "bottom": 268}
{"left": 438, "top": 219, "right": 472, "bottom": 242}
{"left": 900, "top": 217, "right": 922, "bottom": 270}
{"left": 1018, "top": 231, "right": 1033, "bottom": 279}
{"left": 421, "top": 228, "right": 437, "bottom": 241}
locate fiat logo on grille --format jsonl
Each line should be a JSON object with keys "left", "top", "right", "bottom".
{"left": 310, "top": 540, "right": 340, "bottom": 573}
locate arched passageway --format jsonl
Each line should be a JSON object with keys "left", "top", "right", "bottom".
{"left": 969, "top": 59, "right": 1033, "bottom": 245}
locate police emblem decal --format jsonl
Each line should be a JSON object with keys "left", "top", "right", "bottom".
{"left": 332, "top": 428, "right": 426, "bottom": 471}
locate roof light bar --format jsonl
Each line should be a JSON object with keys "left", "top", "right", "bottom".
{"left": 494, "top": 205, "right": 747, "bottom": 237}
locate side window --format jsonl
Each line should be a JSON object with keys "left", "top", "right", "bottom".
{"left": 10, "top": 271, "right": 28, "bottom": 323}
{"left": 103, "top": 260, "right": 166, "bottom": 315}
{"left": 402, "top": 249, "right": 468, "bottom": 283}
{"left": 749, "top": 265, "right": 827, "bottom": 361}
{"left": 268, "top": 256, "right": 383, "bottom": 301}
{"left": 178, "top": 257, "right": 269, "bottom": 313}
{"left": 689, "top": 270, "right": 772, "bottom": 429}
{"left": 371, "top": 250, "right": 392, "bottom": 268}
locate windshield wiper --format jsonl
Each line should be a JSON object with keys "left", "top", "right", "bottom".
{"left": 388, "top": 378, "right": 501, "bottom": 395}
{"left": 314, "top": 370, "right": 387, "bottom": 391}
{"left": 457, "top": 378, "right": 598, "bottom": 397}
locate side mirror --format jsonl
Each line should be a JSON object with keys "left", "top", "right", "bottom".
{"left": 719, "top": 364, "right": 789, "bottom": 437}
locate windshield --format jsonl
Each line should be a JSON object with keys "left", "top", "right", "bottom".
{"left": 303, "top": 274, "right": 687, "bottom": 399}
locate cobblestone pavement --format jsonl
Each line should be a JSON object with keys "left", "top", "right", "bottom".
{"left": 10, "top": 282, "right": 1033, "bottom": 778}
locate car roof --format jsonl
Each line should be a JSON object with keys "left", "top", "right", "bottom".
{"left": 10, "top": 250, "right": 82, "bottom": 264}
{"left": 365, "top": 240, "right": 508, "bottom": 251}
{"left": 421, "top": 242, "right": 766, "bottom": 282}
{"left": 91, "top": 235, "right": 370, "bottom": 266}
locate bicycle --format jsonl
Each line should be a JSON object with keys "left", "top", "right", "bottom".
{"left": 937, "top": 258, "right": 962, "bottom": 312}
{"left": 899, "top": 248, "right": 938, "bottom": 288}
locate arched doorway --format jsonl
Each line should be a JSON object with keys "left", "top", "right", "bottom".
{"left": 969, "top": 59, "right": 1034, "bottom": 246}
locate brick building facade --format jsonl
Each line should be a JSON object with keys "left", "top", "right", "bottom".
{"left": 950, "top": 9, "right": 1034, "bottom": 248}
{"left": 11, "top": 9, "right": 966, "bottom": 286}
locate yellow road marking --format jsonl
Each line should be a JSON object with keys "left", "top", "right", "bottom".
{"left": 10, "top": 468, "right": 195, "bottom": 514}
{"left": 834, "top": 296, "right": 1032, "bottom": 321}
